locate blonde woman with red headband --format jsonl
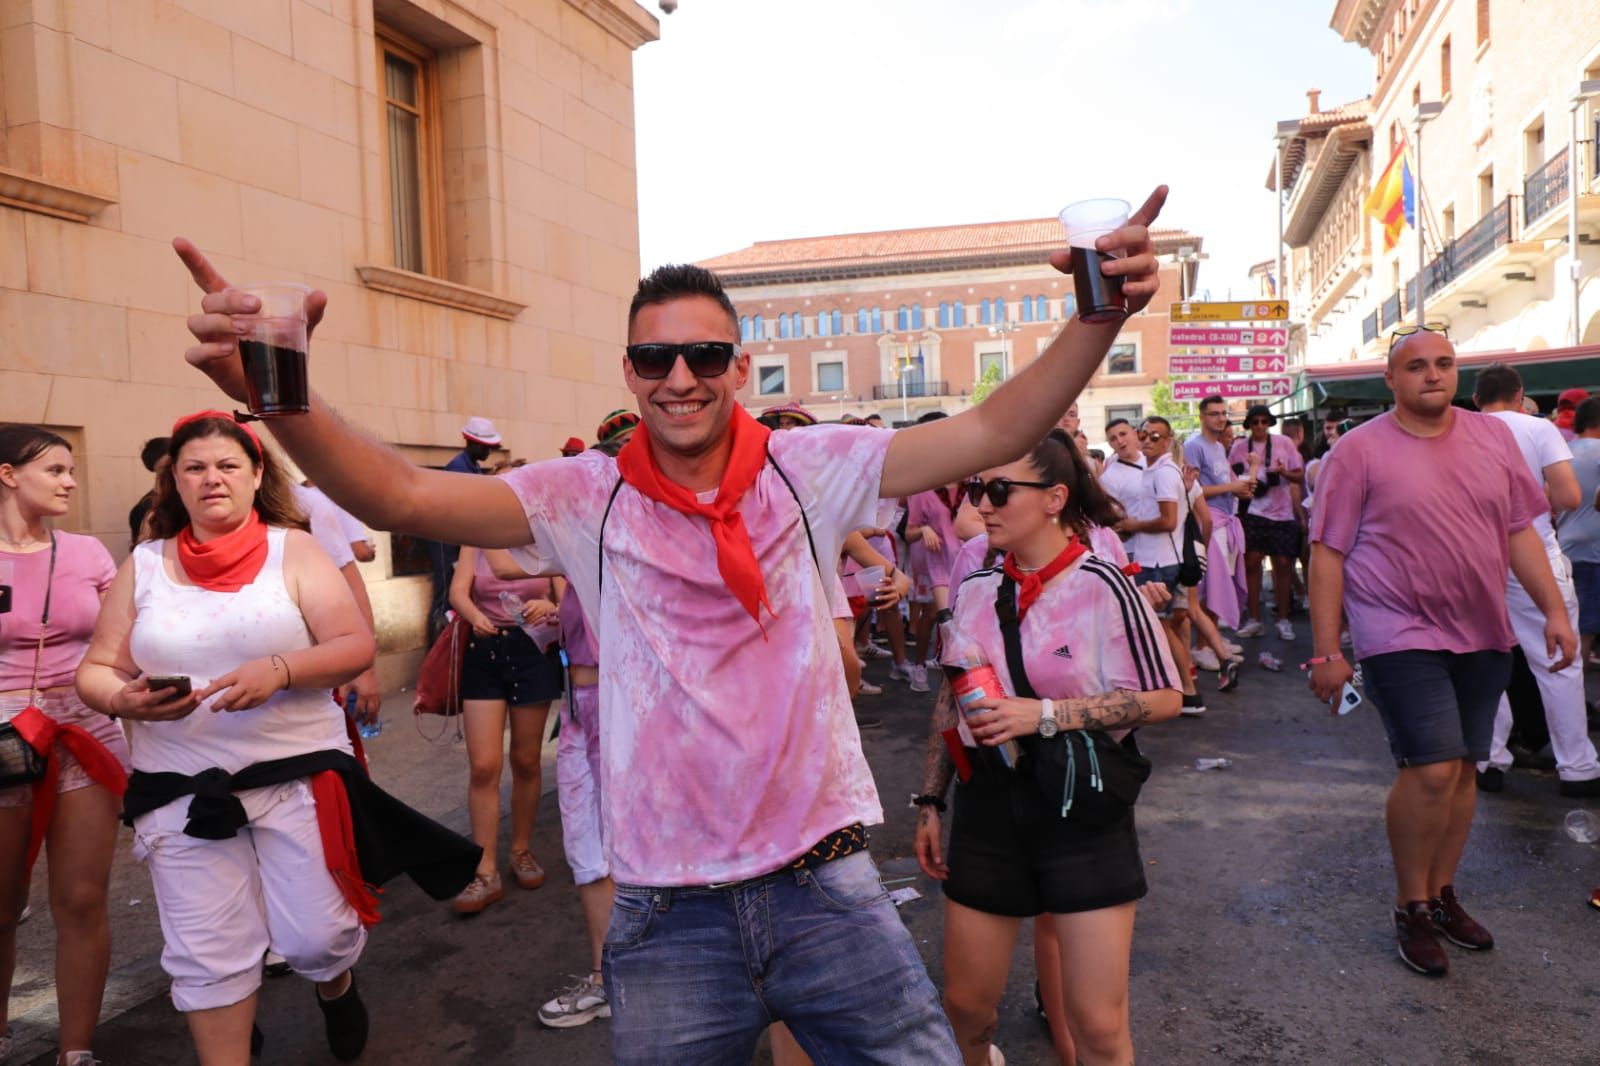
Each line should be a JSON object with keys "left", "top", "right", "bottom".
{"left": 0, "top": 424, "right": 130, "bottom": 1066}
{"left": 76, "top": 412, "right": 476, "bottom": 1065}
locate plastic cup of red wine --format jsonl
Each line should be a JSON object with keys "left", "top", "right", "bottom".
{"left": 227, "top": 282, "right": 311, "bottom": 417}
{"left": 1058, "top": 198, "right": 1130, "bottom": 325}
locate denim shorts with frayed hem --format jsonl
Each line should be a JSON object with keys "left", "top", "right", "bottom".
{"left": 1570, "top": 560, "right": 1600, "bottom": 635}
{"left": 1360, "top": 648, "right": 1511, "bottom": 767}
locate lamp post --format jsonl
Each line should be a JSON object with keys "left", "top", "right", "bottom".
{"left": 1568, "top": 80, "right": 1600, "bottom": 345}
{"left": 987, "top": 320, "right": 1020, "bottom": 393}
{"left": 1412, "top": 101, "right": 1443, "bottom": 325}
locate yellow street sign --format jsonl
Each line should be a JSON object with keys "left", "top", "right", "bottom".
{"left": 1169, "top": 300, "right": 1289, "bottom": 323}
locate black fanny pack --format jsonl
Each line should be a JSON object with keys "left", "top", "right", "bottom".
{"left": 996, "top": 574, "right": 1151, "bottom": 827}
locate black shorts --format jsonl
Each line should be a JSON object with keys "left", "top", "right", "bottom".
{"left": 943, "top": 766, "right": 1147, "bottom": 917}
{"left": 459, "top": 626, "right": 564, "bottom": 706}
{"left": 1360, "top": 648, "right": 1511, "bottom": 766}
{"left": 1241, "top": 513, "right": 1301, "bottom": 558}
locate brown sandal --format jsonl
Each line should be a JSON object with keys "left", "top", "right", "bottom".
{"left": 509, "top": 850, "right": 547, "bottom": 890}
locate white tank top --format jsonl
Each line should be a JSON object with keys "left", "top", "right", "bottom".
{"left": 127, "top": 527, "right": 351, "bottom": 775}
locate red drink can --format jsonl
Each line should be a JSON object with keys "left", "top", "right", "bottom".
{"left": 952, "top": 664, "right": 1019, "bottom": 769}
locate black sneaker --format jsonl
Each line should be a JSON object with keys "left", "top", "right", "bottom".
{"left": 1393, "top": 902, "right": 1448, "bottom": 976}
{"left": 1180, "top": 692, "right": 1206, "bottom": 717}
{"left": 1558, "top": 776, "right": 1600, "bottom": 798}
{"left": 1218, "top": 660, "right": 1240, "bottom": 693}
{"left": 316, "top": 972, "right": 369, "bottom": 1061}
{"left": 1475, "top": 767, "right": 1505, "bottom": 793}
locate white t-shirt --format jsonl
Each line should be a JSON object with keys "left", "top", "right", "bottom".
{"left": 504, "top": 426, "right": 890, "bottom": 887}
{"left": 301, "top": 485, "right": 372, "bottom": 548}
{"left": 1127, "top": 454, "right": 1184, "bottom": 568}
{"left": 290, "top": 484, "right": 355, "bottom": 570}
{"left": 1099, "top": 455, "right": 1146, "bottom": 510}
{"left": 1486, "top": 410, "right": 1569, "bottom": 556}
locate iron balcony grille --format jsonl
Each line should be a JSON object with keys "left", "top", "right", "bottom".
{"left": 872, "top": 380, "right": 950, "bottom": 400}
{"left": 1523, "top": 146, "right": 1570, "bottom": 226}
{"left": 1362, "top": 310, "right": 1379, "bottom": 344}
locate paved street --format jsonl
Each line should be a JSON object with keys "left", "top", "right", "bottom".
{"left": 13, "top": 630, "right": 1600, "bottom": 1065}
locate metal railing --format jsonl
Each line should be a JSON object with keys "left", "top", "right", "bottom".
{"left": 872, "top": 380, "right": 949, "bottom": 400}
{"left": 1362, "top": 310, "right": 1379, "bottom": 344}
{"left": 1380, "top": 291, "right": 1401, "bottom": 329}
{"left": 1523, "top": 146, "right": 1570, "bottom": 225}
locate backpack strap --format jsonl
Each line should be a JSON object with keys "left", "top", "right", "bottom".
{"left": 595, "top": 474, "right": 625, "bottom": 599}
{"left": 994, "top": 573, "right": 1038, "bottom": 700}
{"left": 765, "top": 445, "right": 821, "bottom": 580}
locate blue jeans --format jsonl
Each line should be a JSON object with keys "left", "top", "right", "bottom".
{"left": 602, "top": 851, "right": 959, "bottom": 1065}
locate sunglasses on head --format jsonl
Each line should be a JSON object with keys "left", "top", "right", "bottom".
{"left": 1387, "top": 321, "right": 1449, "bottom": 356}
{"left": 625, "top": 342, "right": 738, "bottom": 380}
{"left": 965, "top": 476, "right": 1054, "bottom": 508}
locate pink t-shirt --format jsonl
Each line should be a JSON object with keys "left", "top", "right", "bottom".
{"left": 906, "top": 488, "right": 962, "bottom": 587}
{"left": 470, "top": 551, "right": 553, "bottom": 627}
{"left": 504, "top": 425, "right": 891, "bottom": 886}
{"left": 1229, "top": 432, "right": 1303, "bottom": 523}
{"left": 951, "top": 553, "right": 1178, "bottom": 702}
{"left": 0, "top": 533, "right": 115, "bottom": 692}
{"left": 1310, "top": 410, "right": 1547, "bottom": 660}
{"left": 559, "top": 587, "right": 596, "bottom": 669}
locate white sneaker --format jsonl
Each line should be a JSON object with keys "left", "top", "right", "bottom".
{"left": 1192, "top": 647, "right": 1222, "bottom": 672}
{"left": 888, "top": 661, "right": 911, "bottom": 682}
{"left": 1223, "top": 640, "right": 1244, "bottom": 657}
{"left": 909, "top": 665, "right": 931, "bottom": 693}
{"left": 1234, "top": 619, "right": 1264, "bottom": 638}
{"left": 1275, "top": 620, "right": 1295, "bottom": 641}
{"left": 857, "top": 679, "right": 883, "bottom": 697}
{"left": 538, "top": 974, "right": 611, "bottom": 1029}
{"left": 859, "top": 642, "right": 893, "bottom": 659}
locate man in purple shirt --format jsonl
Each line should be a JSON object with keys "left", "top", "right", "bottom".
{"left": 1308, "top": 327, "right": 1575, "bottom": 979}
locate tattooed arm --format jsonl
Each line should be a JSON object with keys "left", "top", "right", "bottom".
{"left": 964, "top": 687, "right": 1182, "bottom": 746}
{"left": 914, "top": 680, "right": 960, "bottom": 881}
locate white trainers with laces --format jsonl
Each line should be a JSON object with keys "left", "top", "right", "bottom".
{"left": 888, "top": 661, "right": 911, "bottom": 682}
{"left": 859, "top": 642, "right": 894, "bottom": 659}
{"left": 857, "top": 679, "right": 883, "bottom": 697}
{"left": 909, "top": 665, "right": 931, "bottom": 693}
{"left": 1192, "top": 647, "right": 1222, "bottom": 672}
{"left": 538, "top": 974, "right": 611, "bottom": 1029}
{"left": 1223, "top": 640, "right": 1244, "bottom": 657}
{"left": 1234, "top": 619, "right": 1264, "bottom": 638}
{"left": 1276, "top": 619, "right": 1295, "bottom": 641}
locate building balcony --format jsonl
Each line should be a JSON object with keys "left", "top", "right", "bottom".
{"left": 1522, "top": 147, "right": 1571, "bottom": 241}
{"left": 872, "top": 380, "right": 949, "bottom": 400}
{"left": 1361, "top": 310, "right": 1379, "bottom": 344}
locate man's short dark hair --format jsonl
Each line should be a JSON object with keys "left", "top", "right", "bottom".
{"left": 140, "top": 436, "right": 170, "bottom": 473}
{"left": 1198, "top": 395, "right": 1225, "bottom": 413}
{"left": 1473, "top": 363, "right": 1523, "bottom": 407}
{"left": 915, "top": 410, "right": 948, "bottom": 424}
{"left": 1141, "top": 415, "right": 1172, "bottom": 433}
{"left": 1575, "top": 396, "right": 1600, "bottom": 434}
{"left": 864, "top": 414, "right": 884, "bottom": 424}
{"left": 1105, "top": 418, "right": 1131, "bottom": 432}
{"left": 629, "top": 264, "right": 739, "bottom": 341}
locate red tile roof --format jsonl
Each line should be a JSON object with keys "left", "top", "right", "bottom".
{"left": 698, "top": 218, "right": 1201, "bottom": 281}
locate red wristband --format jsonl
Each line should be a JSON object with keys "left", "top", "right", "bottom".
{"left": 1299, "top": 652, "right": 1343, "bottom": 671}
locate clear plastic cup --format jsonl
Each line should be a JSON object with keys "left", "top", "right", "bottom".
{"left": 1564, "top": 809, "right": 1600, "bottom": 844}
{"left": 856, "top": 565, "right": 886, "bottom": 601}
{"left": 228, "top": 282, "right": 311, "bottom": 417}
{"left": 1058, "top": 198, "right": 1131, "bottom": 325}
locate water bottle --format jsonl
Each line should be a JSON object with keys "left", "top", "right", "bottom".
{"left": 936, "top": 609, "right": 1019, "bottom": 770}
{"left": 501, "top": 591, "right": 560, "bottom": 652}
{"left": 348, "top": 690, "right": 381, "bottom": 739}
{"left": 1194, "top": 757, "right": 1233, "bottom": 771}
{"left": 1564, "top": 809, "right": 1599, "bottom": 844}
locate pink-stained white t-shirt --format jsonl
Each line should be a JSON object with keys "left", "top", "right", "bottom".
{"left": 951, "top": 553, "right": 1178, "bottom": 704}
{"left": 503, "top": 425, "right": 891, "bottom": 886}
{"left": 0, "top": 533, "right": 114, "bottom": 692}
{"left": 906, "top": 488, "right": 962, "bottom": 588}
{"left": 1229, "top": 432, "right": 1303, "bottom": 523}
{"left": 1310, "top": 410, "right": 1548, "bottom": 661}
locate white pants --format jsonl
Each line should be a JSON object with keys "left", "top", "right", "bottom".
{"left": 1481, "top": 560, "right": 1600, "bottom": 781}
{"left": 132, "top": 778, "right": 367, "bottom": 1012}
{"left": 556, "top": 685, "right": 608, "bottom": 885}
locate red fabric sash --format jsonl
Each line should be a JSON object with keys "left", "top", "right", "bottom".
{"left": 11, "top": 705, "right": 128, "bottom": 875}
{"left": 616, "top": 405, "right": 777, "bottom": 633}
{"left": 176, "top": 511, "right": 268, "bottom": 592}
{"left": 1002, "top": 537, "right": 1087, "bottom": 620}
{"left": 310, "top": 770, "right": 381, "bottom": 927}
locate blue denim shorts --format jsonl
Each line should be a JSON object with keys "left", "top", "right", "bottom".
{"left": 1571, "top": 561, "right": 1600, "bottom": 635}
{"left": 1135, "top": 563, "right": 1183, "bottom": 618}
{"left": 1360, "top": 649, "right": 1512, "bottom": 767}
{"left": 602, "top": 851, "right": 958, "bottom": 1065}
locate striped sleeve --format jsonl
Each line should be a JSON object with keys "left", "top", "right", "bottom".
{"left": 1080, "top": 557, "right": 1177, "bottom": 692}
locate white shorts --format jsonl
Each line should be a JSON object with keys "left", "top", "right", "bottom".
{"left": 556, "top": 685, "right": 607, "bottom": 885}
{"left": 132, "top": 778, "right": 366, "bottom": 1012}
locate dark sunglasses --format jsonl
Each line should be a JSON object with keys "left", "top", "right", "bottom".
{"left": 1137, "top": 430, "right": 1170, "bottom": 441}
{"left": 966, "top": 477, "right": 1054, "bottom": 508}
{"left": 1245, "top": 418, "right": 1271, "bottom": 427}
{"left": 1387, "top": 321, "right": 1448, "bottom": 356}
{"left": 625, "top": 342, "right": 738, "bottom": 380}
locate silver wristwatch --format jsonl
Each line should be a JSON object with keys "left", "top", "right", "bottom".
{"left": 1037, "top": 698, "right": 1059, "bottom": 738}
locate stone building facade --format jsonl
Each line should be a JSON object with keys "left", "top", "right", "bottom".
{"left": 1, "top": 0, "right": 656, "bottom": 685}
{"left": 697, "top": 219, "right": 1203, "bottom": 440}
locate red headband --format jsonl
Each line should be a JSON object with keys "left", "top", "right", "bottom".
{"left": 171, "top": 410, "right": 264, "bottom": 460}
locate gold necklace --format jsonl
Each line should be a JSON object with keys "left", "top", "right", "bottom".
{"left": 0, "top": 533, "right": 46, "bottom": 550}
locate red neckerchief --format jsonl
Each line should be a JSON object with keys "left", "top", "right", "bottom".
{"left": 1002, "top": 536, "right": 1087, "bottom": 620}
{"left": 176, "top": 511, "right": 268, "bottom": 592}
{"left": 616, "top": 405, "right": 777, "bottom": 633}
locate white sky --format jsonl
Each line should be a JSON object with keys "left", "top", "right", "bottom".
{"left": 632, "top": 0, "right": 1372, "bottom": 298}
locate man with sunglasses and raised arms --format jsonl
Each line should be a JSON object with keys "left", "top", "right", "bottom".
{"left": 171, "top": 187, "right": 1166, "bottom": 1064}
{"left": 1308, "top": 325, "right": 1575, "bottom": 979}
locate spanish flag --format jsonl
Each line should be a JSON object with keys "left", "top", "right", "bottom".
{"left": 1364, "top": 137, "right": 1415, "bottom": 252}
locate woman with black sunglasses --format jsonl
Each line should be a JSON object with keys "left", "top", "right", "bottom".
{"left": 915, "top": 430, "right": 1181, "bottom": 1066}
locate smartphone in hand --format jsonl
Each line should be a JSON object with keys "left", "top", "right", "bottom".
{"left": 147, "top": 675, "right": 192, "bottom": 698}
{"left": 1333, "top": 682, "right": 1361, "bottom": 716}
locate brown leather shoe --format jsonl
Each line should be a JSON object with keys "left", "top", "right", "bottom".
{"left": 1394, "top": 901, "right": 1448, "bottom": 976}
{"left": 452, "top": 872, "right": 504, "bottom": 914}
{"left": 1431, "top": 885, "right": 1494, "bottom": 950}
{"left": 510, "top": 850, "right": 547, "bottom": 890}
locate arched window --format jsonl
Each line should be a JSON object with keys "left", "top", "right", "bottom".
{"left": 752, "top": 314, "right": 764, "bottom": 339}
{"left": 739, "top": 316, "right": 749, "bottom": 341}
{"left": 952, "top": 300, "right": 965, "bottom": 327}
{"left": 817, "top": 312, "right": 830, "bottom": 337}
{"left": 831, "top": 309, "right": 842, "bottom": 335}
{"left": 937, "top": 302, "right": 950, "bottom": 328}
{"left": 980, "top": 299, "right": 993, "bottom": 325}
{"left": 896, "top": 305, "right": 910, "bottom": 331}
{"left": 1021, "top": 298, "right": 1034, "bottom": 322}
{"left": 993, "top": 298, "right": 1006, "bottom": 322}
{"left": 871, "top": 307, "right": 882, "bottom": 333}
{"left": 792, "top": 312, "right": 804, "bottom": 337}
{"left": 1060, "top": 295, "right": 1076, "bottom": 319}
{"left": 1036, "top": 295, "right": 1049, "bottom": 319}
{"left": 779, "top": 315, "right": 791, "bottom": 339}
{"left": 911, "top": 304, "right": 924, "bottom": 329}
{"left": 858, "top": 307, "right": 871, "bottom": 333}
